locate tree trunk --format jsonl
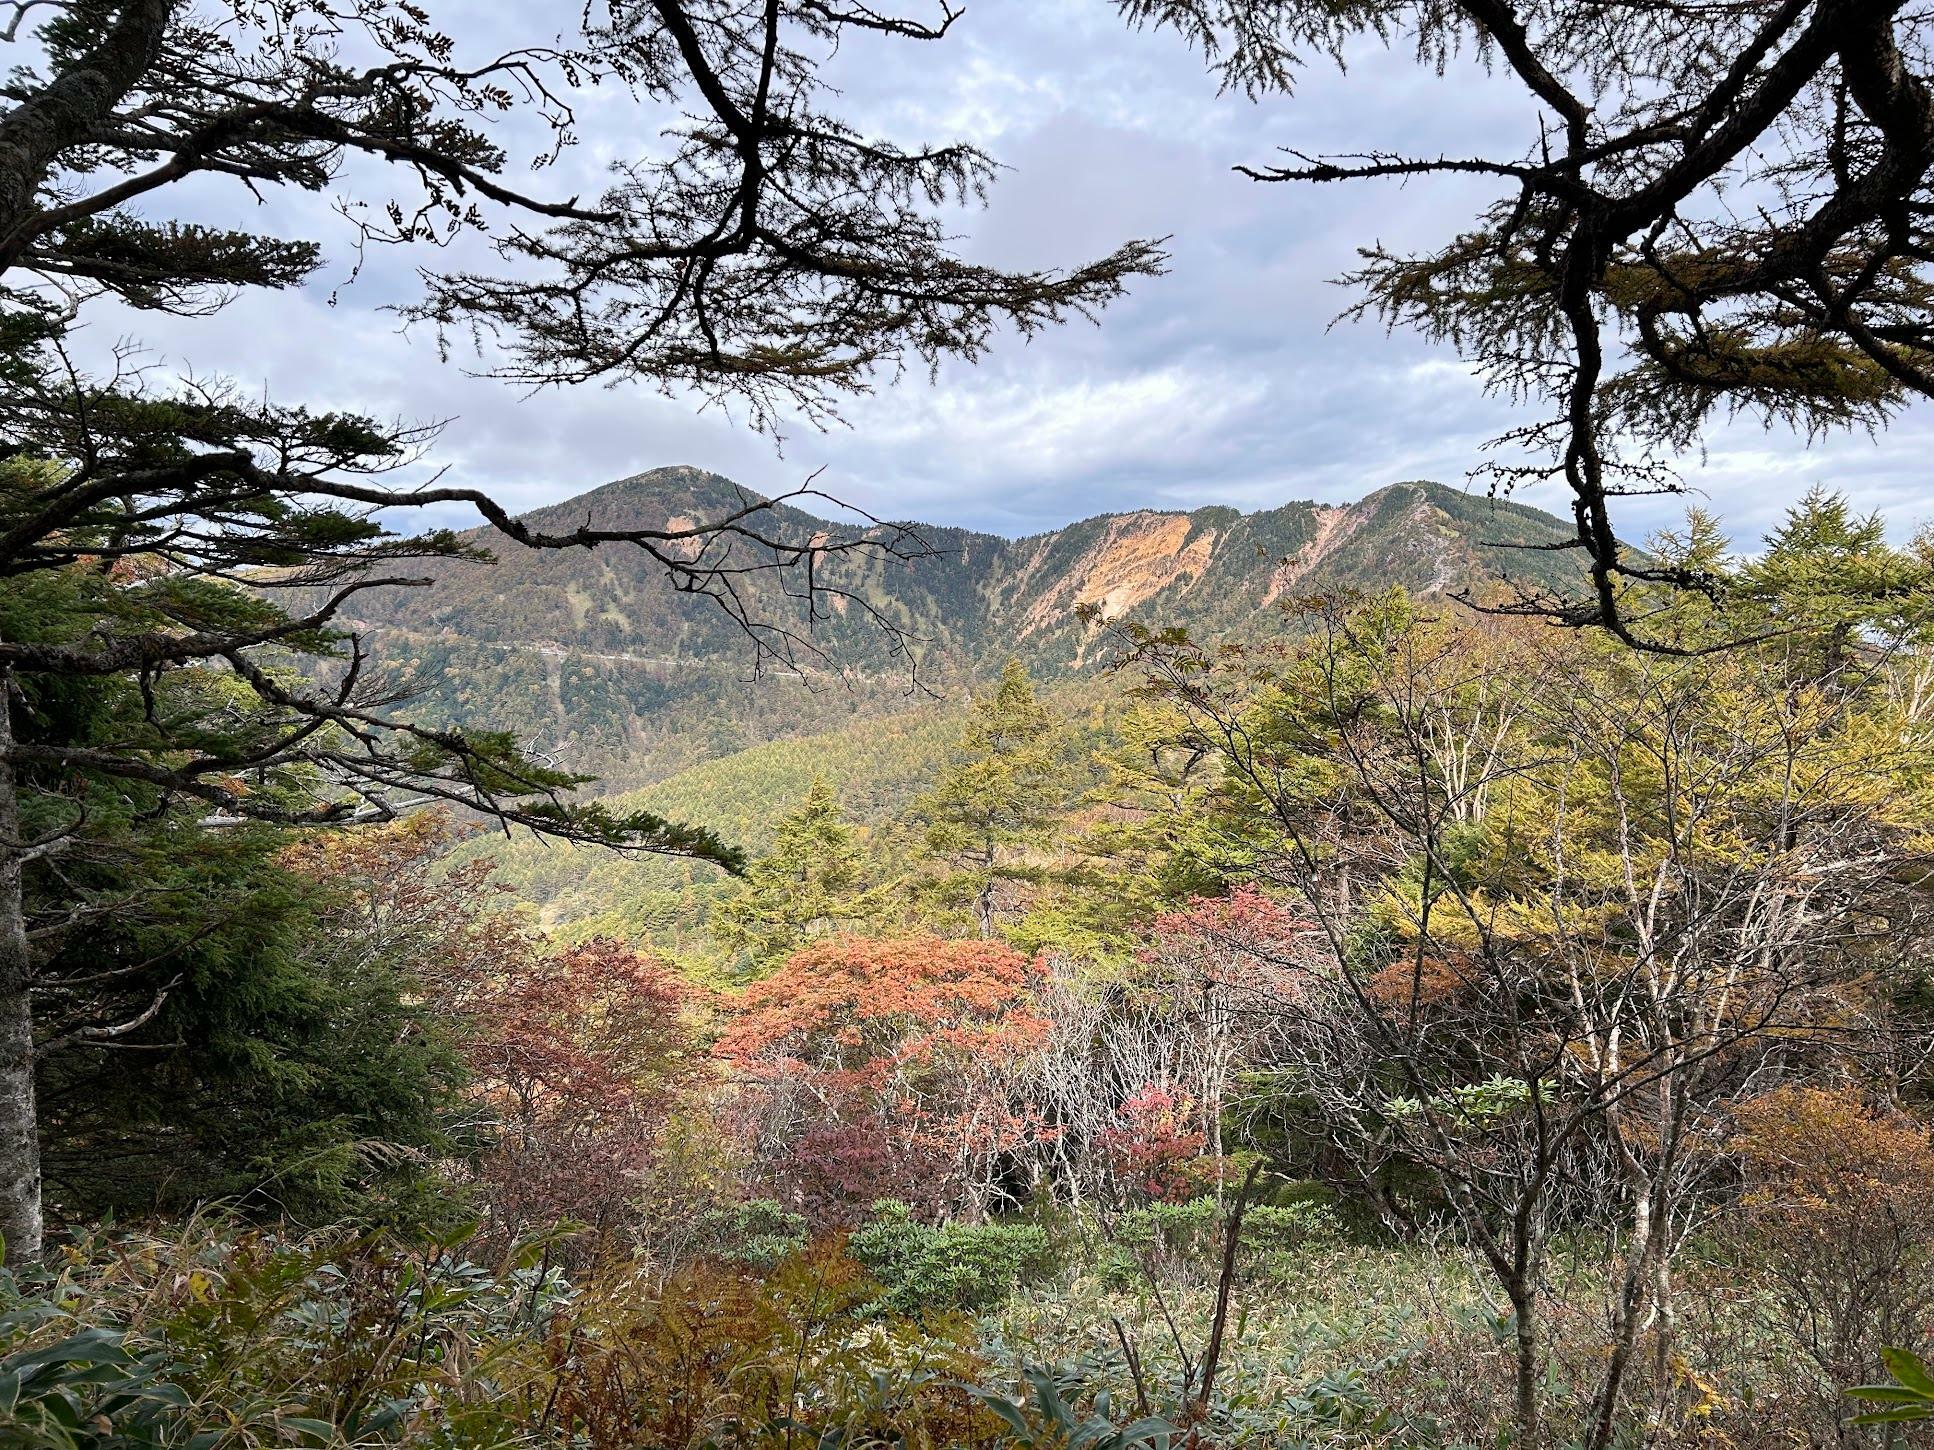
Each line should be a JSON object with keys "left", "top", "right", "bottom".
{"left": 1510, "top": 1281, "right": 1542, "bottom": 1450}
{"left": 1590, "top": 1183, "right": 1659, "bottom": 1450}
{"left": 1642, "top": 1254, "right": 1677, "bottom": 1448}
{"left": 0, "top": 664, "right": 41, "bottom": 1264}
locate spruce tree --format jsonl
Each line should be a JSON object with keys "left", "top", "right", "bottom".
{"left": 710, "top": 779, "right": 879, "bottom": 973}
{"left": 913, "top": 660, "right": 1066, "bottom": 939}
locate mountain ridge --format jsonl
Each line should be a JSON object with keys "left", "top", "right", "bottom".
{"left": 343, "top": 467, "right": 1586, "bottom": 784}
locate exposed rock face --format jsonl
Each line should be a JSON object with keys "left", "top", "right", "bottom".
{"left": 1029, "top": 514, "right": 1216, "bottom": 631}
{"left": 1264, "top": 504, "right": 1360, "bottom": 604}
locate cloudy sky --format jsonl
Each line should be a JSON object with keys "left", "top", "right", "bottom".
{"left": 88, "top": 1, "right": 1934, "bottom": 544}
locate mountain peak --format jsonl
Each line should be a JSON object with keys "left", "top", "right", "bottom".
{"left": 515, "top": 465, "right": 766, "bottom": 533}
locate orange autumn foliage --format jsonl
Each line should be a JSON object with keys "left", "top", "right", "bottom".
{"left": 549, "top": 1244, "right": 992, "bottom": 1448}
{"left": 1364, "top": 953, "right": 1478, "bottom": 1012}
{"left": 717, "top": 936, "right": 1048, "bottom": 1070}
{"left": 1733, "top": 1084, "right": 1934, "bottom": 1234}
{"left": 716, "top": 937, "right": 1051, "bottom": 1220}
{"left": 1730, "top": 1085, "right": 1934, "bottom": 1404}
{"left": 279, "top": 811, "right": 526, "bottom": 1011}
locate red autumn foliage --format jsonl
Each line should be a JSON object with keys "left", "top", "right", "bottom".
{"left": 715, "top": 936, "right": 1052, "bottom": 1221}
{"left": 463, "top": 937, "right": 701, "bottom": 1241}
{"left": 286, "top": 816, "right": 703, "bottom": 1244}
{"left": 1143, "top": 887, "right": 1319, "bottom": 997}
{"left": 1101, "top": 1084, "right": 1207, "bottom": 1203}
{"left": 1122, "top": 888, "right": 1320, "bottom": 1176}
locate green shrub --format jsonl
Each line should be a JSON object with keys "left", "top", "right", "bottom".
{"left": 1119, "top": 1196, "right": 1333, "bottom": 1260}
{"left": 0, "top": 1223, "right": 573, "bottom": 1448}
{"left": 970, "top": 1353, "right": 1178, "bottom": 1448}
{"left": 1092, "top": 1194, "right": 1339, "bottom": 1289}
{"left": 693, "top": 1199, "right": 809, "bottom": 1270}
{"left": 0, "top": 1317, "right": 195, "bottom": 1449}
{"left": 847, "top": 1201, "right": 1054, "bottom": 1317}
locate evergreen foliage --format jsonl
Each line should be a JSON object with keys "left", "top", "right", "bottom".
{"left": 18, "top": 0, "right": 1934, "bottom": 1436}
{"left": 846, "top": 1200, "right": 1055, "bottom": 1317}
{"left": 914, "top": 661, "right": 1071, "bottom": 939}
{"left": 711, "top": 780, "right": 884, "bottom": 975}
{"left": 8, "top": 489, "right": 1934, "bottom": 1444}
{"left": 1125, "top": 0, "right": 1934, "bottom": 644}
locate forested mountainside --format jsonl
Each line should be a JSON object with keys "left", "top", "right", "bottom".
{"left": 344, "top": 466, "right": 1586, "bottom": 782}
{"left": 461, "top": 700, "right": 978, "bottom": 938}
{"left": 452, "top": 679, "right": 1126, "bottom": 936}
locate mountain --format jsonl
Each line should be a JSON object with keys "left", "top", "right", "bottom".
{"left": 341, "top": 466, "right": 1586, "bottom": 786}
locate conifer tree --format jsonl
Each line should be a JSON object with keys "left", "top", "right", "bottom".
{"left": 1022, "top": 700, "right": 1226, "bottom": 964}
{"left": 912, "top": 660, "right": 1066, "bottom": 939}
{"left": 1738, "top": 490, "right": 1934, "bottom": 676}
{"left": 1634, "top": 489, "right": 1934, "bottom": 673}
{"left": 710, "top": 779, "right": 880, "bottom": 973}
{"left": 1126, "top": 0, "right": 1934, "bottom": 646}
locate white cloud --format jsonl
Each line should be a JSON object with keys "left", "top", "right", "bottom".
{"left": 876, "top": 366, "right": 1258, "bottom": 458}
